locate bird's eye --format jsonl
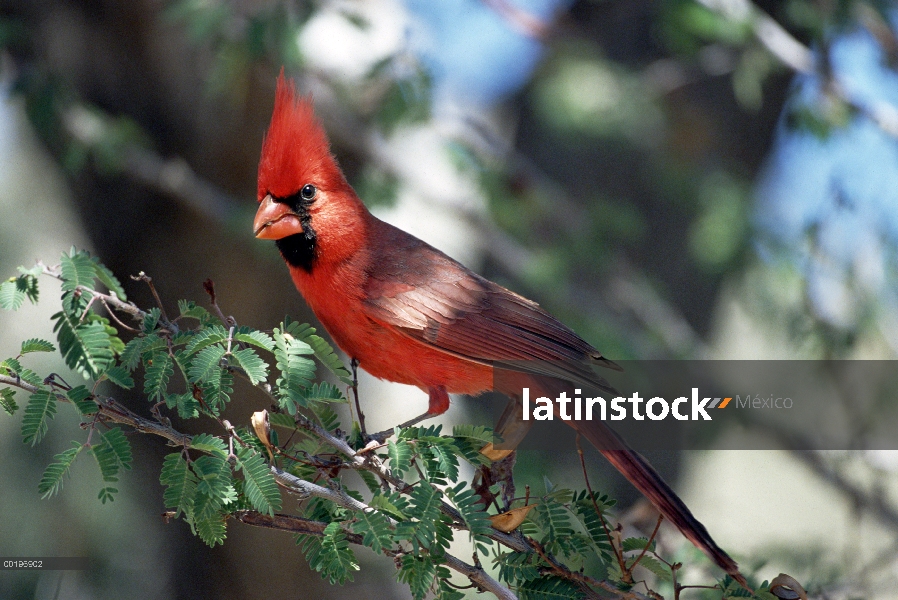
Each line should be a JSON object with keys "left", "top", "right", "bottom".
{"left": 300, "top": 184, "right": 317, "bottom": 201}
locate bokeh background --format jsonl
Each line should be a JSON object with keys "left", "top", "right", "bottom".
{"left": 1, "top": 0, "right": 897, "bottom": 598}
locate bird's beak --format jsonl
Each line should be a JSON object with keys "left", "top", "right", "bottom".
{"left": 253, "top": 194, "right": 303, "bottom": 240}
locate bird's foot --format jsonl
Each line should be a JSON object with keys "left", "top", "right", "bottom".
{"left": 367, "top": 411, "right": 435, "bottom": 444}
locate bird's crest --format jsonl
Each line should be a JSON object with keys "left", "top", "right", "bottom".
{"left": 258, "top": 71, "right": 342, "bottom": 201}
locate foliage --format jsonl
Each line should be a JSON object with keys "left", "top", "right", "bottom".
{"left": 0, "top": 0, "right": 886, "bottom": 595}
{"left": 1, "top": 253, "right": 780, "bottom": 598}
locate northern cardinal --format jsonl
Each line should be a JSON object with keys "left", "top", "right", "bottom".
{"left": 253, "top": 72, "right": 746, "bottom": 587}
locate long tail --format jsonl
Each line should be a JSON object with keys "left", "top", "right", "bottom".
{"left": 493, "top": 370, "right": 748, "bottom": 588}
{"left": 575, "top": 418, "right": 749, "bottom": 589}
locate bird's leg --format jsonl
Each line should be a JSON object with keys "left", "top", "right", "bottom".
{"left": 368, "top": 386, "right": 448, "bottom": 443}
{"left": 480, "top": 395, "right": 533, "bottom": 461}
{"left": 349, "top": 358, "right": 366, "bottom": 436}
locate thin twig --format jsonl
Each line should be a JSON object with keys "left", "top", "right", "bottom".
{"left": 628, "top": 514, "right": 664, "bottom": 579}
{"left": 132, "top": 272, "right": 170, "bottom": 324}
{"left": 203, "top": 279, "right": 234, "bottom": 328}
{"left": 349, "top": 358, "right": 366, "bottom": 435}
{"left": 38, "top": 262, "right": 143, "bottom": 327}
{"left": 575, "top": 434, "right": 626, "bottom": 574}
{"left": 98, "top": 297, "right": 141, "bottom": 333}
{"left": 77, "top": 294, "right": 99, "bottom": 324}
{"left": 529, "top": 538, "right": 649, "bottom": 600}
{"left": 0, "top": 374, "right": 191, "bottom": 447}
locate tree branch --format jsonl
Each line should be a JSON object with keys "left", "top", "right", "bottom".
{"left": 696, "top": 0, "right": 898, "bottom": 139}
{"left": 235, "top": 509, "right": 519, "bottom": 600}
{"left": 0, "top": 374, "right": 192, "bottom": 447}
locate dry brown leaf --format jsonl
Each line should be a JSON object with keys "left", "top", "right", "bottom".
{"left": 489, "top": 505, "right": 536, "bottom": 533}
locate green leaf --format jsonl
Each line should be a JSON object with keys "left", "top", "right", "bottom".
{"left": 184, "top": 325, "right": 227, "bottom": 356}
{"left": 0, "top": 272, "right": 40, "bottom": 310}
{"left": 102, "top": 365, "right": 134, "bottom": 389}
{"left": 368, "top": 493, "right": 407, "bottom": 521}
{"left": 374, "top": 66, "right": 432, "bottom": 135}
{"left": 12, "top": 270, "right": 40, "bottom": 306}
{"left": 268, "top": 412, "right": 297, "bottom": 430}
{"left": 98, "top": 486, "right": 118, "bottom": 504}
{"left": 351, "top": 509, "right": 394, "bottom": 555}
{"left": 452, "top": 436, "right": 490, "bottom": 467}
{"left": 0, "top": 357, "right": 19, "bottom": 377}
{"left": 22, "top": 389, "right": 57, "bottom": 446}
{"left": 451, "top": 424, "right": 493, "bottom": 467}
{"left": 91, "top": 428, "right": 133, "bottom": 495}
{"left": 452, "top": 424, "right": 494, "bottom": 444}
{"left": 167, "top": 392, "right": 199, "bottom": 419}
{"left": 518, "top": 576, "right": 585, "bottom": 600}
{"left": 396, "top": 554, "right": 436, "bottom": 600}
{"left": 302, "top": 381, "right": 346, "bottom": 403}
{"left": 195, "top": 514, "right": 227, "bottom": 546}
{"left": 446, "top": 482, "right": 492, "bottom": 539}
{"left": 574, "top": 502, "right": 613, "bottom": 560}
{"left": 92, "top": 437, "right": 121, "bottom": 486}
{"left": 387, "top": 438, "right": 412, "bottom": 475}
{"left": 119, "top": 336, "right": 147, "bottom": 371}
{"left": 0, "top": 358, "right": 42, "bottom": 387}
{"left": 236, "top": 448, "right": 281, "bottom": 516}
{"left": 310, "top": 402, "right": 341, "bottom": 432}
{"left": 199, "top": 369, "right": 232, "bottom": 414}
{"left": 556, "top": 533, "right": 594, "bottom": 565}
{"left": 17, "top": 264, "right": 44, "bottom": 278}
{"left": 394, "top": 484, "right": 447, "bottom": 552}
{"left": 20, "top": 338, "right": 54, "bottom": 354}
{"left": 358, "top": 470, "right": 381, "bottom": 495}
{"left": 229, "top": 347, "right": 268, "bottom": 385}
{"left": 52, "top": 311, "right": 116, "bottom": 379}
{"left": 98, "top": 427, "right": 133, "bottom": 471}
{"left": 190, "top": 433, "right": 228, "bottom": 458}
{"left": 142, "top": 308, "right": 161, "bottom": 334}
{"left": 272, "top": 325, "right": 316, "bottom": 412}
{"left": 621, "top": 536, "right": 656, "bottom": 553}
{"left": 160, "top": 453, "right": 198, "bottom": 518}
{"left": 188, "top": 345, "right": 226, "bottom": 383}
{"left": 400, "top": 423, "right": 442, "bottom": 440}
{"left": 436, "top": 574, "right": 466, "bottom": 600}
{"left": 0, "top": 388, "right": 18, "bottom": 415}
{"left": 234, "top": 328, "right": 275, "bottom": 352}
{"left": 90, "top": 256, "right": 127, "bottom": 300}
{"left": 425, "top": 438, "right": 459, "bottom": 482}
{"left": 0, "top": 278, "right": 26, "bottom": 310}
{"left": 630, "top": 555, "right": 671, "bottom": 582}
{"left": 191, "top": 455, "right": 237, "bottom": 521}
{"left": 286, "top": 322, "right": 351, "bottom": 383}
{"left": 60, "top": 248, "right": 98, "bottom": 293}
{"left": 495, "top": 551, "right": 540, "bottom": 585}
{"left": 313, "top": 522, "right": 359, "bottom": 584}
{"left": 67, "top": 385, "right": 98, "bottom": 415}
{"left": 144, "top": 351, "right": 173, "bottom": 401}
{"left": 178, "top": 299, "right": 212, "bottom": 322}
{"left": 532, "top": 498, "right": 573, "bottom": 545}
{"left": 38, "top": 442, "right": 83, "bottom": 498}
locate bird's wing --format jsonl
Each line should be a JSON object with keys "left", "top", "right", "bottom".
{"left": 361, "top": 233, "right": 618, "bottom": 392}
{"left": 361, "top": 228, "right": 747, "bottom": 586}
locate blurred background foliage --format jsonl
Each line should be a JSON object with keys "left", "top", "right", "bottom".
{"left": 1, "top": 0, "right": 897, "bottom": 598}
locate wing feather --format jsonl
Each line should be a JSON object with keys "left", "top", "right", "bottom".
{"left": 362, "top": 230, "right": 617, "bottom": 393}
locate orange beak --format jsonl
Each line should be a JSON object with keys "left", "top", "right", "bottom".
{"left": 253, "top": 194, "right": 303, "bottom": 240}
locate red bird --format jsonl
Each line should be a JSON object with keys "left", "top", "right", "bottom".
{"left": 253, "top": 73, "right": 746, "bottom": 587}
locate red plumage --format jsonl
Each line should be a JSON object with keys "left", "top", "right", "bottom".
{"left": 253, "top": 72, "right": 747, "bottom": 588}
{"left": 258, "top": 83, "right": 344, "bottom": 201}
